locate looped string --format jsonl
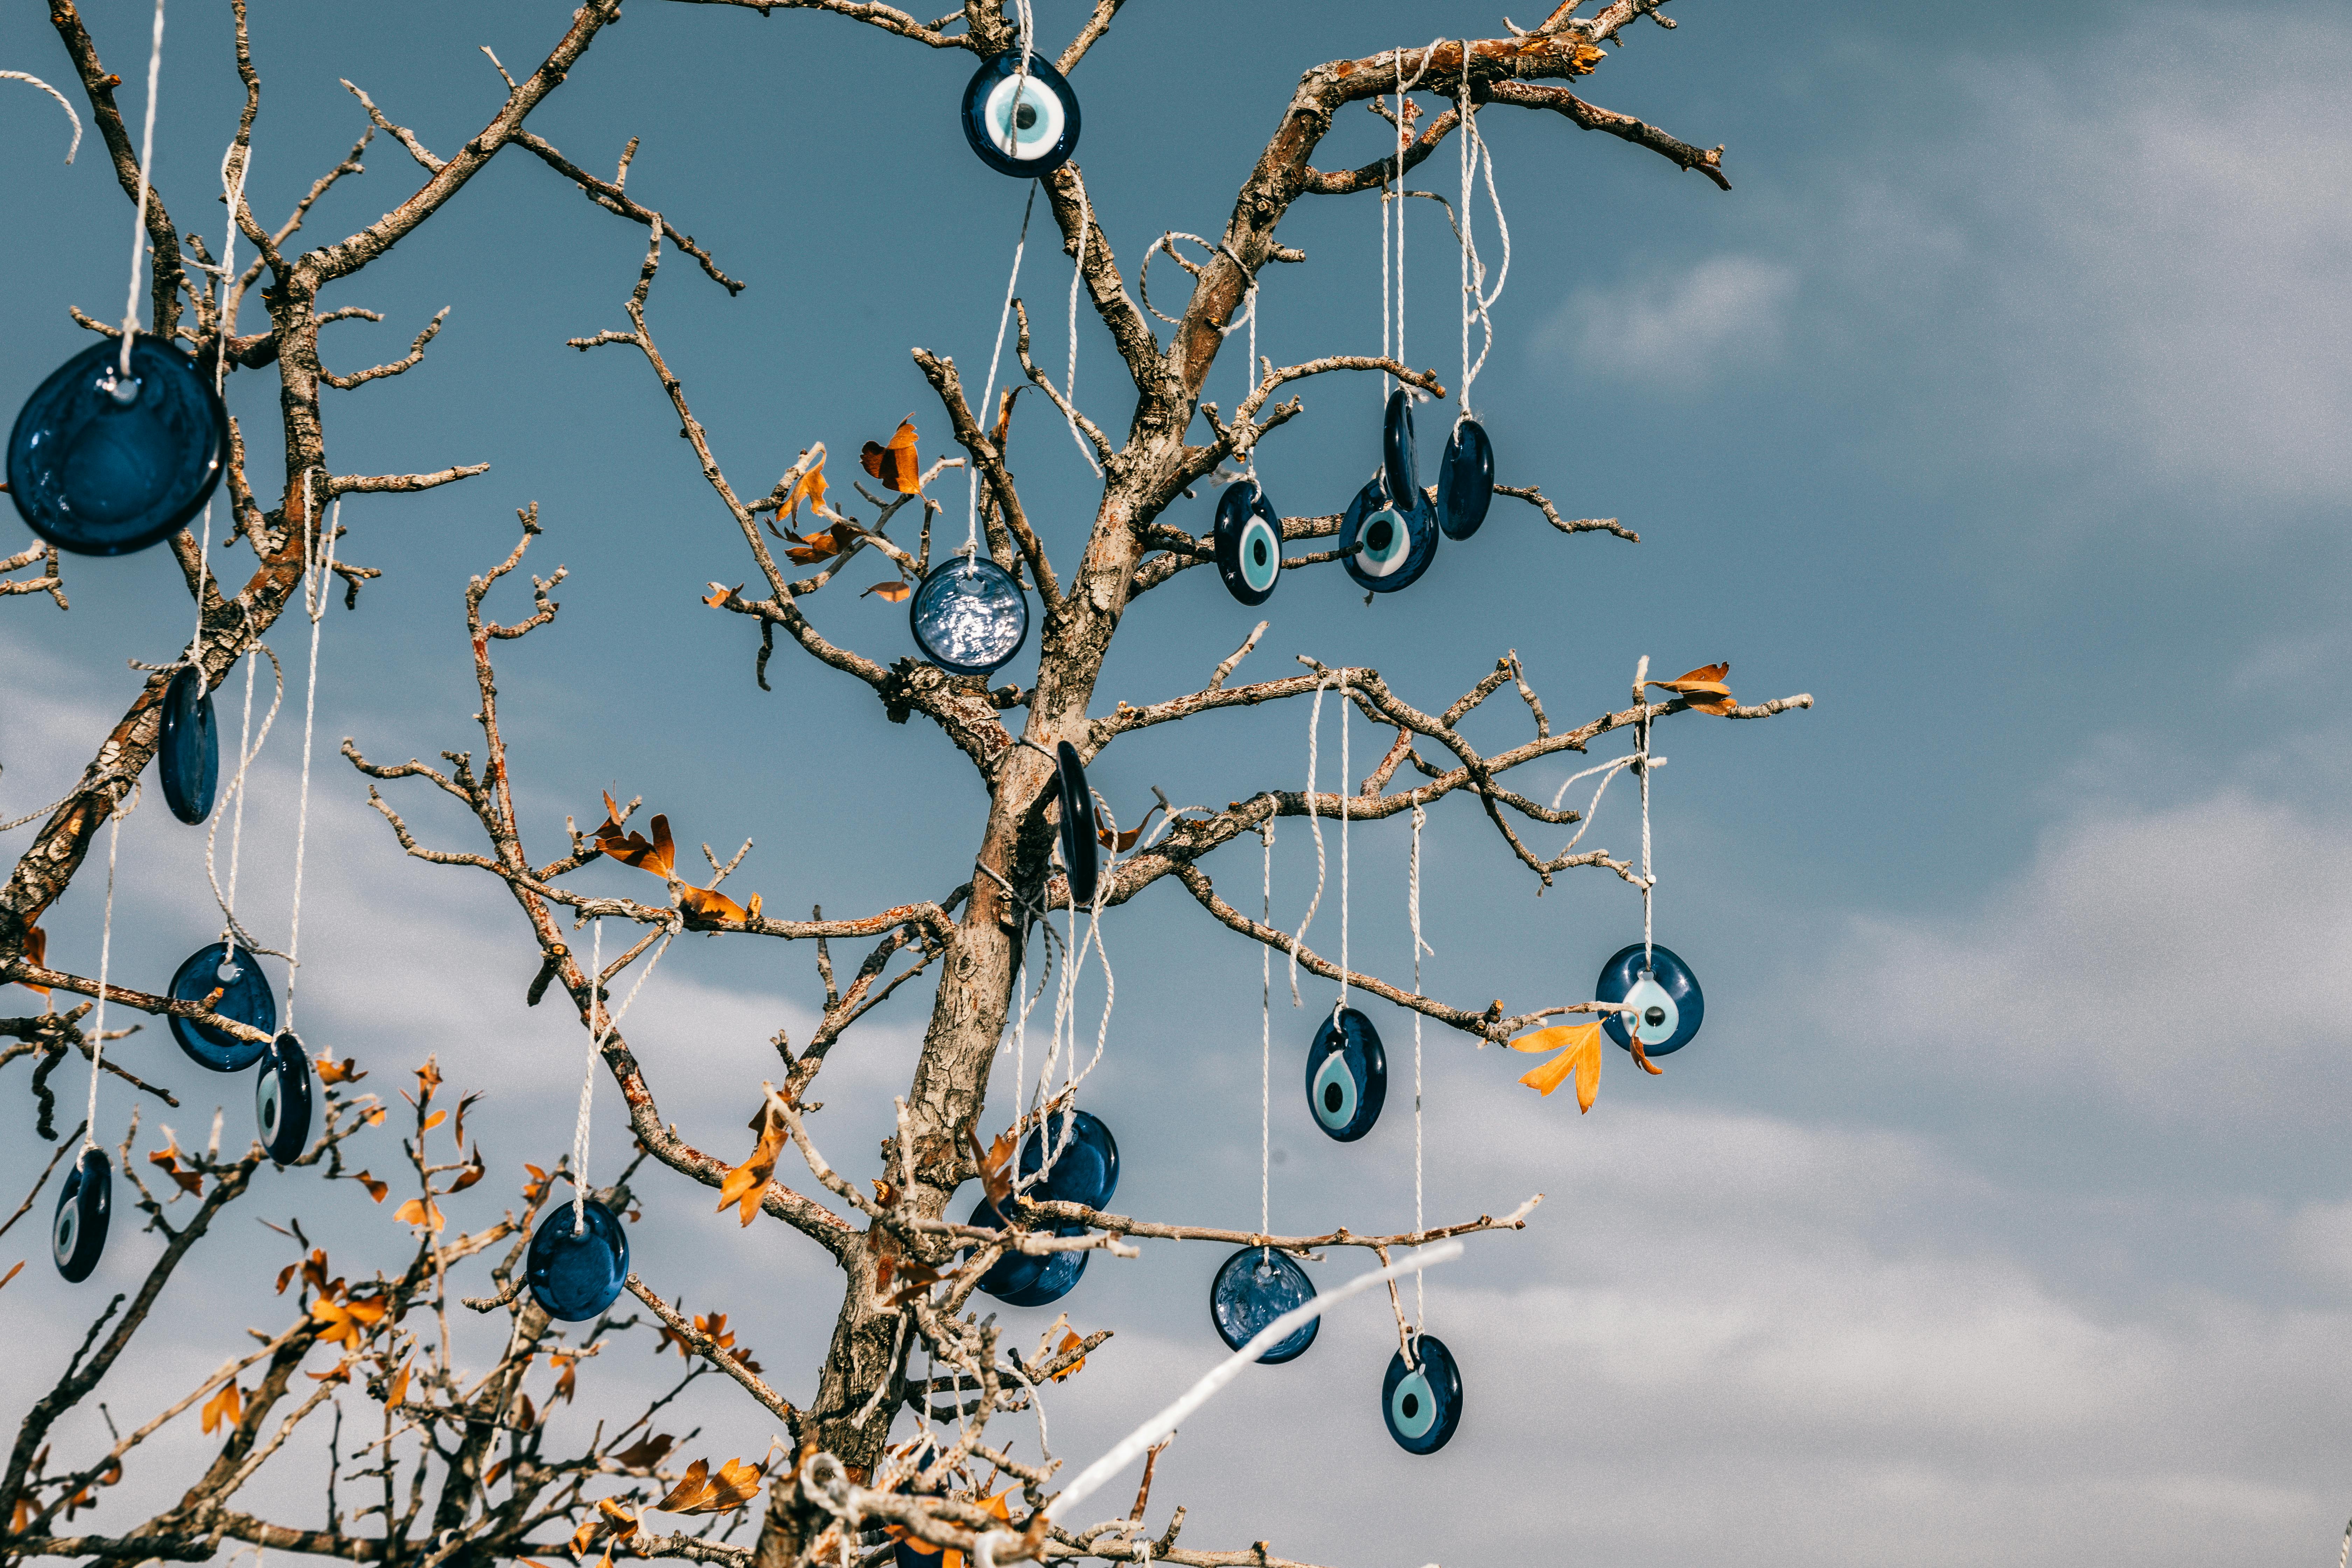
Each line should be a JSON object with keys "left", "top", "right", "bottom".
{"left": 0, "top": 72, "right": 83, "bottom": 163}
{"left": 1455, "top": 41, "right": 1511, "bottom": 426}
{"left": 117, "top": 0, "right": 167, "bottom": 380}
{"left": 1380, "top": 40, "right": 1446, "bottom": 407}
{"left": 573, "top": 916, "right": 677, "bottom": 1233}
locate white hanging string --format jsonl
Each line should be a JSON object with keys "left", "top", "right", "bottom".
{"left": 82, "top": 790, "right": 131, "bottom": 1153}
{"left": 0, "top": 71, "right": 83, "bottom": 163}
{"left": 1063, "top": 183, "right": 1102, "bottom": 476}
{"left": 1640, "top": 701, "right": 1655, "bottom": 975}
{"left": 1408, "top": 804, "right": 1428, "bottom": 1331}
{"left": 184, "top": 137, "right": 255, "bottom": 694}
{"left": 1287, "top": 676, "right": 1346, "bottom": 1009}
{"left": 280, "top": 476, "right": 339, "bottom": 1034}
{"left": 204, "top": 636, "right": 284, "bottom": 958}
{"left": 967, "top": 184, "right": 1038, "bottom": 567}
{"left": 1454, "top": 42, "right": 1511, "bottom": 427}
{"left": 572, "top": 916, "right": 676, "bottom": 1232}
{"left": 1259, "top": 820, "right": 1273, "bottom": 1242}
{"left": 116, "top": 0, "right": 167, "bottom": 379}
{"left": 1337, "top": 685, "right": 1351, "bottom": 1019}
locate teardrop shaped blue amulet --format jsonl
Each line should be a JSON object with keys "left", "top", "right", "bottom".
{"left": 52, "top": 1148, "right": 111, "bottom": 1283}
{"left": 1437, "top": 419, "right": 1493, "bottom": 540}
{"left": 1382, "top": 1334, "right": 1464, "bottom": 1454}
{"left": 1340, "top": 472, "right": 1439, "bottom": 594}
{"left": 527, "top": 1197, "right": 630, "bottom": 1321}
{"left": 1210, "top": 1247, "right": 1318, "bottom": 1363}
{"left": 8, "top": 336, "right": 227, "bottom": 556}
{"left": 1305, "top": 1006, "right": 1386, "bottom": 1141}
{"left": 159, "top": 664, "right": 219, "bottom": 824}
{"left": 168, "top": 941, "right": 276, "bottom": 1072}
{"left": 1052, "top": 741, "right": 1099, "bottom": 908}
{"left": 910, "top": 556, "right": 1029, "bottom": 677}
{"left": 962, "top": 51, "right": 1081, "bottom": 177}
{"left": 1017, "top": 1108, "right": 1119, "bottom": 1211}
{"left": 1213, "top": 480, "right": 1282, "bottom": 606}
{"left": 1595, "top": 941, "right": 1705, "bottom": 1057}
{"left": 1382, "top": 388, "right": 1418, "bottom": 506}
{"left": 255, "top": 1031, "right": 314, "bottom": 1163}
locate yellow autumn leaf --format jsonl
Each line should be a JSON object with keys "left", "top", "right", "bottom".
{"left": 1510, "top": 1020, "right": 1605, "bottom": 1112}
{"left": 200, "top": 1380, "right": 243, "bottom": 1435}
{"left": 394, "top": 1197, "right": 446, "bottom": 1232}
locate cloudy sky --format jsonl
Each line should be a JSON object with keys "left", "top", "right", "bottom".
{"left": 4, "top": 1, "right": 2351, "bottom": 1564}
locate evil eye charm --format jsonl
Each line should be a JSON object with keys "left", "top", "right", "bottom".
{"left": 1305, "top": 1006, "right": 1386, "bottom": 1141}
{"left": 1051, "top": 741, "right": 1100, "bottom": 908}
{"left": 1381, "top": 1334, "right": 1464, "bottom": 1454}
{"left": 1017, "top": 1108, "right": 1119, "bottom": 1211}
{"left": 526, "top": 1197, "right": 630, "bottom": 1321}
{"left": 1437, "top": 418, "right": 1494, "bottom": 540}
{"left": 1339, "top": 473, "right": 1439, "bottom": 594}
{"left": 7, "top": 335, "right": 228, "bottom": 556}
{"left": 255, "top": 1031, "right": 314, "bottom": 1164}
{"left": 910, "top": 556, "right": 1029, "bottom": 677}
{"left": 1595, "top": 942, "right": 1705, "bottom": 1057}
{"left": 1210, "top": 1246, "right": 1318, "bottom": 1363}
{"left": 1212, "top": 480, "right": 1282, "bottom": 606}
{"left": 158, "top": 664, "right": 218, "bottom": 824}
{"left": 1382, "top": 388, "right": 1418, "bottom": 506}
{"left": 967, "top": 1197, "right": 1091, "bottom": 1306}
{"left": 961, "top": 52, "right": 1081, "bottom": 177}
{"left": 167, "top": 941, "right": 276, "bottom": 1072}
{"left": 52, "top": 1147, "right": 111, "bottom": 1283}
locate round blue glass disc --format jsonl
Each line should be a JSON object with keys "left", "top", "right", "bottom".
{"left": 1382, "top": 1334, "right": 1464, "bottom": 1454}
{"left": 1596, "top": 941, "right": 1705, "bottom": 1057}
{"left": 1339, "top": 472, "right": 1438, "bottom": 594}
{"left": 1437, "top": 418, "right": 1494, "bottom": 540}
{"left": 159, "top": 664, "right": 219, "bottom": 824}
{"left": 910, "top": 556, "right": 1029, "bottom": 677}
{"left": 8, "top": 335, "right": 227, "bottom": 556}
{"left": 961, "top": 52, "right": 1081, "bottom": 177}
{"left": 168, "top": 941, "right": 276, "bottom": 1072}
{"left": 999, "top": 1242, "right": 1087, "bottom": 1307}
{"left": 527, "top": 1197, "right": 630, "bottom": 1321}
{"left": 1017, "top": 1108, "right": 1119, "bottom": 1211}
{"left": 1382, "top": 388, "right": 1419, "bottom": 507}
{"left": 1305, "top": 1006, "right": 1386, "bottom": 1142}
{"left": 967, "top": 1195, "right": 1090, "bottom": 1304}
{"left": 256, "top": 1031, "right": 314, "bottom": 1163}
{"left": 1212, "top": 480, "right": 1282, "bottom": 606}
{"left": 1054, "top": 741, "right": 1099, "bottom": 908}
{"left": 53, "top": 1148, "right": 111, "bottom": 1283}
{"left": 1210, "top": 1247, "right": 1318, "bottom": 1363}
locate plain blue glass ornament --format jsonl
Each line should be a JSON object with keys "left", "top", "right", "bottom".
{"left": 1210, "top": 1247, "right": 1318, "bottom": 1363}
{"left": 1017, "top": 1108, "right": 1118, "bottom": 1211}
{"left": 527, "top": 1197, "right": 630, "bottom": 1321}
{"left": 168, "top": 941, "right": 276, "bottom": 1072}
{"left": 1052, "top": 741, "right": 1099, "bottom": 907}
{"left": 1213, "top": 479, "right": 1282, "bottom": 606}
{"left": 255, "top": 1031, "right": 314, "bottom": 1163}
{"left": 967, "top": 1195, "right": 1090, "bottom": 1304}
{"left": 8, "top": 335, "right": 227, "bottom": 556}
{"left": 1339, "top": 472, "right": 1438, "bottom": 595}
{"left": 999, "top": 1241, "right": 1087, "bottom": 1307}
{"left": 1382, "top": 388, "right": 1418, "bottom": 506}
{"left": 158, "top": 664, "right": 219, "bottom": 824}
{"left": 52, "top": 1147, "right": 111, "bottom": 1282}
{"left": 1304, "top": 1006, "right": 1386, "bottom": 1141}
{"left": 1437, "top": 419, "right": 1493, "bottom": 540}
{"left": 1596, "top": 942, "right": 1705, "bottom": 1057}
{"left": 910, "top": 555, "right": 1029, "bottom": 677}
{"left": 962, "top": 51, "right": 1081, "bottom": 177}
{"left": 890, "top": 1447, "right": 947, "bottom": 1567}
{"left": 1381, "top": 1334, "right": 1464, "bottom": 1454}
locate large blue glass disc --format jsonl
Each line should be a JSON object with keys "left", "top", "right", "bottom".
{"left": 1595, "top": 942, "right": 1705, "bottom": 1057}
{"left": 527, "top": 1197, "right": 630, "bottom": 1321}
{"left": 8, "top": 336, "right": 227, "bottom": 556}
{"left": 968, "top": 1196, "right": 1049, "bottom": 1299}
{"left": 168, "top": 941, "right": 276, "bottom": 1072}
{"left": 1054, "top": 741, "right": 1099, "bottom": 908}
{"left": 1339, "top": 473, "right": 1438, "bottom": 594}
{"left": 52, "top": 1148, "right": 111, "bottom": 1283}
{"left": 909, "top": 556, "right": 1029, "bottom": 677}
{"left": 158, "top": 664, "right": 219, "bottom": 824}
{"left": 967, "top": 1195, "right": 1090, "bottom": 1304}
{"left": 1382, "top": 388, "right": 1419, "bottom": 507}
{"left": 999, "top": 1242, "right": 1087, "bottom": 1307}
{"left": 1017, "top": 1108, "right": 1119, "bottom": 1211}
{"left": 1210, "top": 1247, "right": 1318, "bottom": 1363}
{"left": 1437, "top": 419, "right": 1494, "bottom": 540}
{"left": 1305, "top": 1006, "right": 1386, "bottom": 1142}
{"left": 961, "top": 52, "right": 1081, "bottom": 177}
{"left": 1382, "top": 1334, "right": 1464, "bottom": 1454}
{"left": 255, "top": 1031, "right": 314, "bottom": 1163}
{"left": 1212, "top": 480, "right": 1282, "bottom": 606}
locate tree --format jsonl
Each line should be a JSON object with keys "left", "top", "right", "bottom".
{"left": 0, "top": 2, "right": 1808, "bottom": 1565}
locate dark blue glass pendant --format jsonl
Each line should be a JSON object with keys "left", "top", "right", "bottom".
{"left": 910, "top": 556, "right": 1029, "bottom": 677}
{"left": 1382, "top": 1334, "right": 1464, "bottom": 1454}
{"left": 1304, "top": 1006, "right": 1386, "bottom": 1141}
{"left": 1213, "top": 480, "right": 1282, "bottom": 606}
{"left": 1053, "top": 741, "right": 1099, "bottom": 907}
{"left": 1382, "top": 388, "right": 1418, "bottom": 507}
{"left": 8, "top": 335, "right": 227, "bottom": 556}
{"left": 1017, "top": 1108, "right": 1118, "bottom": 1210}
{"left": 1437, "top": 419, "right": 1493, "bottom": 540}
{"left": 962, "top": 52, "right": 1081, "bottom": 177}
{"left": 158, "top": 664, "right": 219, "bottom": 824}
{"left": 1596, "top": 942, "right": 1705, "bottom": 1057}
{"left": 168, "top": 941, "right": 276, "bottom": 1072}
{"left": 1210, "top": 1247, "right": 1318, "bottom": 1363}
{"left": 527, "top": 1197, "right": 630, "bottom": 1321}
{"left": 52, "top": 1147, "right": 111, "bottom": 1282}
{"left": 968, "top": 1196, "right": 1090, "bottom": 1305}
{"left": 255, "top": 1031, "right": 313, "bottom": 1163}
{"left": 1339, "top": 472, "right": 1438, "bottom": 594}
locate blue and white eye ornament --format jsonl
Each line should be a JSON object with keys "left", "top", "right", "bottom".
{"left": 1436, "top": 44, "right": 1510, "bottom": 543}
{"left": 1589, "top": 660, "right": 1705, "bottom": 1061}
{"left": 1206, "top": 252, "right": 1287, "bottom": 608}
{"left": 1295, "top": 676, "right": 1388, "bottom": 1142}
{"left": 53, "top": 784, "right": 134, "bottom": 1282}
{"left": 961, "top": 42, "right": 1080, "bottom": 178}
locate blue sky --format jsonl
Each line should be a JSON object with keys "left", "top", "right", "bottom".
{"left": 4, "top": 2, "right": 2352, "bottom": 1564}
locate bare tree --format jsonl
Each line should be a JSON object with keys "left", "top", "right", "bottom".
{"left": 0, "top": 3, "right": 1808, "bottom": 1566}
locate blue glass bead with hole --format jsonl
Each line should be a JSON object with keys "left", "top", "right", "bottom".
{"left": 255, "top": 1031, "right": 314, "bottom": 1164}
{"left": 1382, "top": 388, "right": 1418, "bottom": 506}
{"left": 167, "top": 941, "right": 276, "bottom": 1072}
{"left": 1052, "top": 741, "right": 1098, "bottom": 908}
{"left": 1595, "top": 942, "right": 1705, "bottom": 1057}
{"left": 1339, "top": 471, "right": 1438, "bottom": 594}
{"left": 1382, "top": 1334, "right": 1464, "bottom": 1454}
{"left": 1437, "top": 418, "right": 1493, "bottom": 539}
{"left": 527, "top": 1197, "right": 630, "bottom": 1321}
{"left": 8, "top": 335, "right": 227, "bottom": 556}
{"left": 1304, "top": 1006, "right": 1386, "bottom": 1141}
{"left": 1213, "top": 479, "right": 1282, "bottom": 606}
{"left": 52, "top": 1148, "right": 111, "bottom": 1283}
{"left": 967, "top": 1195, "right": 1090, "bottom": 1305}
{"left": 910, "top": 556, "right": 1029, "bottom": 677}
{"left": 158, "top": 664, "right": 218, "bottom": 824}
{"left": 1016, "top": 1108, "right": 1119, "bottom": 1211}
{"left": 1210, "top": 1246, "right": 1318, "bottom": 1363}
{"left": 961, "top": 51, "right": 1082, "bottom": 177}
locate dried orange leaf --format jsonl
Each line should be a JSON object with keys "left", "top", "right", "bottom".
{"left": 703, "top": 581, "right": 743, "bottom": 609}
{"left": 862, "top": 579, "right": 911, "bottom": 603}
{"left": 200, "top": 1380, "right": 243, "bottom": 1435}
{"left": 393, "top": 1197, "right": 446, "bottom": 1232}
{"left": 1049, "top": 1328, "right": 1087, "bottom": 1382}
{"left": 17, "top": 923, "right": 48, "bottom": 995}
{"left": 1511, "top": 1020, "right": 1605, "bottom": 1112}
{"left": 716, "top": 1108, "right": 786, "bottom": 1227}
{"left": 421, "top": 1109, "right": 447, "bottom": 1133}
{"left": 654, "top": 1458, "right": 713, "bottom": 1514}
{"left": 449, "top": 1146, "right": 488, "bottom": 1194}
{"left": 859, "top": 419, "right": 924, "bottom": 495}
{"left": 385, "top": 1358, "right": 412, "bottom": 1409}
{"left": 1646, "top": 661, "right": 1736, "bottom": 716}
{"left": 613, "top": 1433, "right": 674, "bottom": 1471}
{"left": 314, "top": 1053, "right": 366, "bottom": 1085}
{"left": 352, "top": 1169, "right": 388, "bottom": 1201}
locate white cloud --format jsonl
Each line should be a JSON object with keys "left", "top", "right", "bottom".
{"left": 1545, "top": 254, "right": 1799, "bottom": 392}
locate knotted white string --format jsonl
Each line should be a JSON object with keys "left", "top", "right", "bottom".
{"left": 116, "top": 0, "right": 167, "bottom": 379}
{"left": 1288, "top": 677, "right": 1338, "bottom": 1008}
{"left": 281, "top": 476, "right": 339, "bottom": 1034}
{"left": 573, "top": 916, "right": 676, "bottom": 1232}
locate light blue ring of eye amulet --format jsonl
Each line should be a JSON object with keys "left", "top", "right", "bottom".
{"left": 1339, "top": 472, "right": 1439, "bottom": 594}
{"left": 961, "top": 51, "right": 1082, "bottom": 177}
{"left": 1213, "top": 479, "right": 1282, "bottom": 606}
{"left": 1595, "top": 941, "right": 1705, "bottom": 1057}
{"left": 1382, "top": 1333, "right": 1464, "bottom": 1454}
{"left": 909, "top": 555, "right": 1030, "bottom": 677}
{"left": 1305, "top": 1006, "right": 1386, "bottom": 1141}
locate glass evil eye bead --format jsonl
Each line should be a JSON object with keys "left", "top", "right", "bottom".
{"left": 52, "top": 1148, "right": 112, "bottom": 1283}
{"left": 1305, "top": 1006, "right": 1386, "bottom": 1141}
{"left": 168, "top": 941, "right": 276, "bottom": 1072}
{"left": 967, "top": 1196, "right": 1091, "bottom": 1306}
{"left": 1210, "top": 1247, "right": 1318, "bottom": 1363}
{"left": 1339, "top": 473, "right": 1439, "bottom": 595}
{"left": 910, "top": 556, "right": 1030, "bottom": 677}
{"left": 158, "top": 664, "right": 219, "bottom": 824}
{"left": 526, "top": 1197, "right": 631, "bottom": 1321}
{"left": 1052, "top": 741, "right": 1100, "bottom": 908}
{"left": 8, "top": 335, "right": 228, "bottom": 556}
{"left": 1437, "top": 418, "right": 1494, "bottom": 540}
{"left": 1382, "top": 388, "right": 1419, "bottom": 507}
{"left": 961, "top": 52, "right": 1081, "bottom": 177}
{"left": 1016, "top": 1107, "right": 1119, "bottom": 1211}
{"left": 1212, "top": 480, "right": 1282, "bottom": 606}
{"left": 1382, "top": 1334, "right": 1464, "bottom": 1455}
{"left": 255, "top": 1031, "right": 314, "bottom": 1164}
{"left": 1595, "top": 941, "right": 1706, "bottom": 1057}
